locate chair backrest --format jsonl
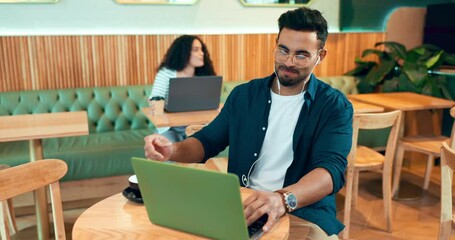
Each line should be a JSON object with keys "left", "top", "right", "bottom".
{"left": 439, "top": 141, "right": 455, "bottom": 240}
{"left": 348, "top": 110, "right": 402, "bottom": 170}
{"left": 448, "top": 107, "right": 455, "bottom": 149}
{"left": 0, "top": 159, "right": 68, "bottom": 240}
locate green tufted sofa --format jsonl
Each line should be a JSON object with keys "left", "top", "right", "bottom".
{"left": 0, "top": 85, "right": 155, "bottom": 181}
{"left": 0, "top": 76, "right": 359, "bottom": 183}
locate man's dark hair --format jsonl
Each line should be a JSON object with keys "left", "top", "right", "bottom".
{"left": 158, "top": 35, "right": 216, "bottom": 76}
{"left": 278, "top": 7, "right": 328, "bottom": 48}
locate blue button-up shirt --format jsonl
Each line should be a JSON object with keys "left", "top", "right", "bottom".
{"left": 193, "top": 73, "right": 353, "bottom": 235}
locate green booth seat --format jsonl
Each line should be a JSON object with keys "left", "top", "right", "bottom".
{"left": 0, "top": 85, "right": 155, "bottom": 181}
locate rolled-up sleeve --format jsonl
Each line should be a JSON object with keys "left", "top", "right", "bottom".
{"left": 311, "top": 95, "right": 353, "bottom": 194}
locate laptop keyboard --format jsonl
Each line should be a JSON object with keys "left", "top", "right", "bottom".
{"left": 248, "top": 214, "right": 268, "bottom": 239}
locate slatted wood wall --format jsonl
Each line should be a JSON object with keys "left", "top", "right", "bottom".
{"left": 0, "top": 32, "right": 385, "bottom": 92}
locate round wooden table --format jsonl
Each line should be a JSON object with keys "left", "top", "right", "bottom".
{"left": 73, "top": 188, "right": 290, "bottom": 239}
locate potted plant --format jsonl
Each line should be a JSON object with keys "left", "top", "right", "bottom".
{"left": 345, "top": 41, "right": 455, "bottom": 99}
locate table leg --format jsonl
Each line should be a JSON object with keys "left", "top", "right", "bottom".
{"left": 29, "top": 139, "right": 50, "bottom": 240}
{"left": 431, "top": 109, "right": 442, "bottom": 136}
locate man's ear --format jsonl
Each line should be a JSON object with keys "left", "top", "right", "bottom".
{"left": 317, "top": 49, "right": 327, "bottom": 64}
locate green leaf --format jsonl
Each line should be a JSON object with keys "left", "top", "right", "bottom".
{"left": 382, "top": 77, "right": 399, "bottom": 92}
{"left": 443, "top": 53, "right": 455, "bottom": 65}
{"left": 440, "top": 84, "right": 453, "bottom": 100}
{"left": 425, "top": 51, "right": 443, "bottom": 69}
{"left": 398, "top": 74, "right": 419, "bottom": 93}
{"left": 361, "top": 49, "right": 385, "bottom": 59}
{"left": 364, "top": 59, "right": 396, "bottom": 86}
{"left": 344, "top": 61, "right": 377, "bottom": 76}
{"left": 356, "top": 76, "right": 375, "bottom": 93}
{"left": 403, "top": 62, "right": 427, "bottom": 87}
{"left": 405, "top": 50, "right": 421, "bottom": 64}
{"left": 376, "top": 41, "right": 407, "bottom": 59}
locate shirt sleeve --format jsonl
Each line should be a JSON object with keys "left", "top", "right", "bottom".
{"left": 150, "top": 68, "right": 176, "bottom": 101}
{"left": 311, "top": 94, "right": 353, "bottom": 194}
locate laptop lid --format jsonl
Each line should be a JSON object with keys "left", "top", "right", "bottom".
{"left": 131, "top": 157, "right": 264, "bottom": 240}
{"left": 165, "top": 76, "right": 222, "bottom": 112}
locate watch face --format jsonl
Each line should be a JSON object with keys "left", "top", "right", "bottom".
{"left": 285, "top": 193, "right": 298, "bottom": 210}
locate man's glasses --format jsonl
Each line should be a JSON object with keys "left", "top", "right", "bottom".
{"left": 273, "top": 47, "right": 321, "bottom": 68}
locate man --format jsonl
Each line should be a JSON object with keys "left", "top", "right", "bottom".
{"left": 144, "top": 7, "right": 352, "bottom": 239}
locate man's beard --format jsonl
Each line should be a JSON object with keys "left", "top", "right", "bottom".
{"left": 276, "top": 65, "right": 305, "bottom": 87}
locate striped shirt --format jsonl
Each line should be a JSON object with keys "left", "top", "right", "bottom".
{"left": 150, "top": 67, "right": 177, "bottom": 133}
{"left": 150, "top": 67, "right": 177, "bottom": 101}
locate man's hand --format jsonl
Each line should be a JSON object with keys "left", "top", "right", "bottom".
{"left": 144, "top": 134, "right": 173, "bottom": 161}
{"left": 243, "top": 190, "right": 286, "bottom": 232}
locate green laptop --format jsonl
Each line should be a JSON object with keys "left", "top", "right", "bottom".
{"left": 131, "top": 157, "right": 267, "bottom": 240}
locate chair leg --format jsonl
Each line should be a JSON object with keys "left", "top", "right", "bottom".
{"left": 0, "top": 200, "right": 11, "bottom": 240}
{"left": 423, "top": 155, "right": 435, "bottom": 190}
{"left": 439, "top": 163, "right": 453, "bottom": 240}
{"left": 343, "top": 166, "right": 355, "bottom": 240}
{"left": 352, "top": 170, "right": 359, "bottom": 207}
{"left": 383, "top": 167, "right": 393, "bottom": 233}
{"left": 392, "top": 146, "right": 405, "bottom": 196}
{"left": 7, "top": 199, "right": 17, "bottom": 235}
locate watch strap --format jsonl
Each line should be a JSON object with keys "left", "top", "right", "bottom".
{"left": 275, "top": 189, "right": 291, "bottom": 213}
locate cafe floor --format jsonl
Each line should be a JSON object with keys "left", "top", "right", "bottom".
{"left": 11, "top": 165, "right": 455, "bottom": 240}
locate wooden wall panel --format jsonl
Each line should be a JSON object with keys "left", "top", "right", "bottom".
{"left": 0, "top": 33, "right": 385, "bottom": 92}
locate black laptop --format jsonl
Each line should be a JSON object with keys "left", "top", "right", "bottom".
{"left": 165, "top": 76, "right": 222, "bottom": 112}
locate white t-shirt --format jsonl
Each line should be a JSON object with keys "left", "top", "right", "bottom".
{"left": 249, "top": 90, "right": 305, "bottom": 191}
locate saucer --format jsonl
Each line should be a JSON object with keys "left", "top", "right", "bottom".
{"left": 122, "top": 187, "right": 143, "bottom": 203}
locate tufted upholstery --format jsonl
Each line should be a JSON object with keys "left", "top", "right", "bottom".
{"left": 0, "top": 85, "right": 153, "bottom": 133}
{"left": 319, "top": 76, "right": 359, "bottom": 95}
{"left": 220, "top": 76, "right": 359, "bottom": 101}
{"left": 0, "top": 85, "right": 154, "bottom": 181}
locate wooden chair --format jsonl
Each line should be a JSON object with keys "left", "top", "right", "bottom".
{"left": 0, "top": 159, "right": 68, "bottom": 240}
{"left": 343, "top": 110, "right": 402, "bottom": 240}
{"left": 184, "top": 125, "right": 228, "bottom": 173}
{"left": 439, "top": 142, "right": 455, "bottom": 240}
{"left": 0, "top": 165, "right": 17, "bottom": 237}
{"left": 392, "top": 107, "right": 455, "bottom": 195}
{"left": 439, "top": 141, "right": 455, "bottom": 240}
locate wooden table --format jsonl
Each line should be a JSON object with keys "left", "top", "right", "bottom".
{"left": 349, "top": 98, "right": 384, "bottom": 113}
{"left": 349, "top": 92, "right": 455, "bottom": 199}
{"left": 0, "top": 111, "right": 89, "bottom": 240}
{"left": 349, "top": 92, "right": 455, "bottom": 112}
{"left": 73, "top": 189, "right": 291, "bottom": 240}
{"left": 142, "top": 105, "right": 222, "bottom": 128}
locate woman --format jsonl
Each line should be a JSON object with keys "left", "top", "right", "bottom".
{"left": 150, "top": 35, "right": 216, "bottom": 142}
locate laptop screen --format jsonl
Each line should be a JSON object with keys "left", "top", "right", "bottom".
{"left": 165, "top": 76, "right": 222, "bottom": 113}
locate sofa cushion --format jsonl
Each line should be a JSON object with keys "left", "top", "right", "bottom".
{"left": 0, "top": 129, "right": 152, "bottom": 181}
{"left": 319, "top": 76, "right": 359, "bottom": 95}
{"left": 45, "top": 129, "right": 153, "bottom": 181}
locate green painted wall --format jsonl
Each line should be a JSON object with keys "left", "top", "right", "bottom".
{"left": 340, "top": 0, "right": 455, "bottom": 32}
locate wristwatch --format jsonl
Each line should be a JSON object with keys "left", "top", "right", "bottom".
{"left": 275, "top": 190, "right": 298, "bottom": 213}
